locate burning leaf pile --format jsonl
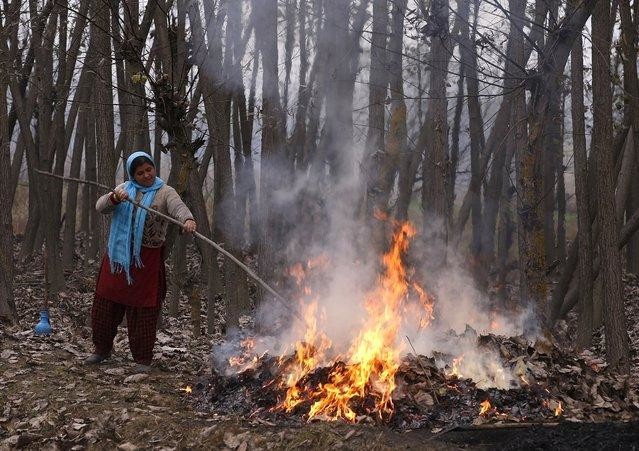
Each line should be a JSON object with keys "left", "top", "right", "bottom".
{"left": 198, "top": 332, "right": 639, "bottom": 430}
{"left": 196, "top": 223, "right": 639, "bottom": 430}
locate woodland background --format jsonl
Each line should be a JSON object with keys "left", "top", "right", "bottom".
{"left": 1, "top": 0, "right": 639, "bottom": 373}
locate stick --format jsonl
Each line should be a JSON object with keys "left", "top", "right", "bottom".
{"left": 405, "top": 335, "right": 439, "bottom": 404}
{"left": 35, "top": 169, "right": 303, "bottom": 322}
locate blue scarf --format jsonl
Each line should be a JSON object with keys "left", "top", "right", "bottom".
{"left": 107, "top": 151, "right": 165, "bottom": 284}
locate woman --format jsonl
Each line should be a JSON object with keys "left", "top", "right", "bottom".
{"left": 85, "top": 151, "right": 197, "bottom": 371}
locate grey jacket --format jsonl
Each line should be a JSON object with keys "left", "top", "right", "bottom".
{"left": 96, "top": 183, "right": 194, "bottom": 248}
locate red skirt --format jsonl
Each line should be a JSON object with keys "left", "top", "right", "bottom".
{"left": 95, "top": 246, "right": 166, "bottom": 308}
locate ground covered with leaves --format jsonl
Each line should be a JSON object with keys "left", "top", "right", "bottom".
{"left": 2, "top": 243, "right": 639, "bottom": 449}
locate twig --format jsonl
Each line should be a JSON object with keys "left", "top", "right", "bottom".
{"left": 405, "top": 335, "right": 439, "bottom": 404}
{"left": 35, "top": 170, "right": 304, "bottom": 323}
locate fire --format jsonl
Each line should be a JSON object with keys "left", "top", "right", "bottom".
{"left": 278, "top": 222, "right": 434, "bottom": 421}
{"left": 282, "top": 302, "right": 332, "bottom": 411}
{"left": 227, "top": 338, "right": 264, "bottom": 373}
{"left": 544, "top": 398, "right": 563, "bottom": 417}
{"left": 479, "top": 399, "right": 491, "bottom": 415}
{"left": 289, "top": 263, "right": 306, "bottom": 286}
{"left": 448, "top": 355, "right": 464, "bottom": 378}
{"left": 373, "top": 208, "right": 388, "bottom": 221}
{"left": 181, "top": 385, "right": 192, "bottom": 394}
{"left": 411, "top": 282, "right": 435, "bottom": 328}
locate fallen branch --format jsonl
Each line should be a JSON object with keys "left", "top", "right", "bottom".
{"left": 449, "top": 421, "right": 560, "bottom": 432}
{"left": 35, "top": 169, "right": 302, "bottom": 322}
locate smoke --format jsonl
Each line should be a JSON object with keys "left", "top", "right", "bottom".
{"left": 210, "top": 150, "right": 535, "bottom": 389}
{"left": 206, "top": 1, "right": 536, "bottom": 391}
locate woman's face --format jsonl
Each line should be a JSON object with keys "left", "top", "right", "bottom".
{"left": 133, "top": 162, "right": 156, "bottom": 187}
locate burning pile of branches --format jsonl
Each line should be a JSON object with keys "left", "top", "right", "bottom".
{"left": 195, "top": 222, "right": 639, "bottom": 429}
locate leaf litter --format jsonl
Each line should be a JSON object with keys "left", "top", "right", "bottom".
{"left": 2, "top": 241, "right": 639, "bottom": 449}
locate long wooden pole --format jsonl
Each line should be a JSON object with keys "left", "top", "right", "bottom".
{"left": 35, "top": 169, "right": 301, "bottom": 321}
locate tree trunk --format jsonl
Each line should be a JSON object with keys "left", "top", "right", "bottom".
{"left": 555, "top": 92, "right": 566, "bottom": 263}
{"left": 571, "top": 27, "right": 595, "bottom": 350}
{"left": 90, "top": 0, "right": 116, "bottom": 253}
{"left": 239, "top": 59, "right": 259, "bottom": 250}
{"left": 282, "top": 0, "right": 296, "bottom": 116}
{"left": 517, "top": 0, "right": 596, "bottom": 317}
{"left": 459, "top": 0, "right": 485, "bottom": 265}
{"left": 397, "top": 14, "right": 461, "bottom": 224}
{"left": 421, "top": 0, "right": 451, "bottom": 255}
{"left": 256, "top": 0, "right": 284, "bottom": 305}
{"left": 362, "top": 0, "right": 389, "bottom": 225}
{"left": 496, "top": 149, "right": 516, "bottom": 307}
{"left": 627, "top": 172, "right": 639, "bottom": 275}
{"left": 541, "top": 1, "right": 561, "bottom": 264}
{"left": 366, "top": 0, "right": 408, "bottom": 251}
{"left": 289, "top": 0, "right": 311, "bottom": 170}
{"left": 455, "top": 0, "right": 543, "bottom": 243}
{"left": 316, "top": 0, "right": 356, "bottom": 182}
{"left": 0, "top": 30, "right": 17, "bottom": 322}
{"left": 85, "top": 107, "right": 99, "bottom": 258}
{"left": 591, "top": 0, "right": 630, "bottom": 372}
{"left": 62, "top": 105, "right": 88, "bottom": 269}
{"left": 448, "top": 63, "right": 464, "bottom": 215}
{"left": 620, "top": 0, "right": 639, "bottom": 275}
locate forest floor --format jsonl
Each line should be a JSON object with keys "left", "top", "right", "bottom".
{"left": 2, "top": 242, "right": 639, "bottom": 450}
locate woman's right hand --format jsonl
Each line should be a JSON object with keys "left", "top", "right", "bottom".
{"left": 113, "top": 187, "right": 129, "bottom": 202}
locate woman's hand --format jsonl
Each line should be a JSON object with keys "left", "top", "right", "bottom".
{"left": 113, "top": 187, "right": 129, "bottom": 202}
{"left": 183, "top": 219, "right": 197, "bottom": 234}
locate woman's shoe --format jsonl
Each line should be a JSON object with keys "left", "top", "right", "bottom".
{"left": 131, "top": 363, "right": 151, "bottom": 373}
{"left": 84, "top": 353, "right": 110, "bottom": 364}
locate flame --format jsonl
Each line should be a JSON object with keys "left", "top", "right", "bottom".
{"left": 307, "top": 255, "right": 330, "bottom": 270}
{"left": 181, "top": 385, "right": 192, "bottom": 394}
{"left": 448, "top": 355, "right": 464, "bottom": 378}
{"left": 277, "top": 222, "right": 434, "bottom": 421}
{"left": 373, "top": 208, "right": 388, "bottom": 221}
{"left": 412, "top": 282, "right": 435, "bottom": 328}
{"left": 479, "top": 399, "right": 491, "bottom": 415}
{"left": 289, "top": 263, "right": 306, "bottom": 286}
{"left": 544, "top": 399, "right": 563, "bottom": 417}
{"left": 490, "top": 317, "right": 500, "bottom": 332}
{"left": 281, "top": 302, "right": 332, "bottom": 411}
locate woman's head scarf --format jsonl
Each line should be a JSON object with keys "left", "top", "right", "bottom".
{"left": 107, "top": 151, "right": 165, "bottom": 284}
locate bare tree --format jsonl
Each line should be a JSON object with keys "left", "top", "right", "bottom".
{"left": 0, "top": 13, "right": 17, "bottom": 322}
{"left": 459, "top": 0, "right": 485, "bottom": 267}
{"left": 421, "top": 0, "right": 451, "bottom": 254}
{"left": 256, "top": 0, "right": 285, "bottom": 302}
{"left": 591, "top": 0, "right": 630, "bottom": 371}
{"left": 517, "top": 0, "right": 595, "bottom": 316}
{"left": 620, "top": 0, "right": 639, "bottom": 275}
{"left": 362, "top": 0, "right": 389, "bottom": 234}
{"left": 570, "top": 21, "right": 594, "bottom": 349}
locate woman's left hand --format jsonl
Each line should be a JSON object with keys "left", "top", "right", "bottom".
{"left": 183, "top": 219, "right": 197, "bottom": 234}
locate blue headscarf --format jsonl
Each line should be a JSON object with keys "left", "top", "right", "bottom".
{"left": 107, "top": 151, "right": 165, "bottom": 284}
